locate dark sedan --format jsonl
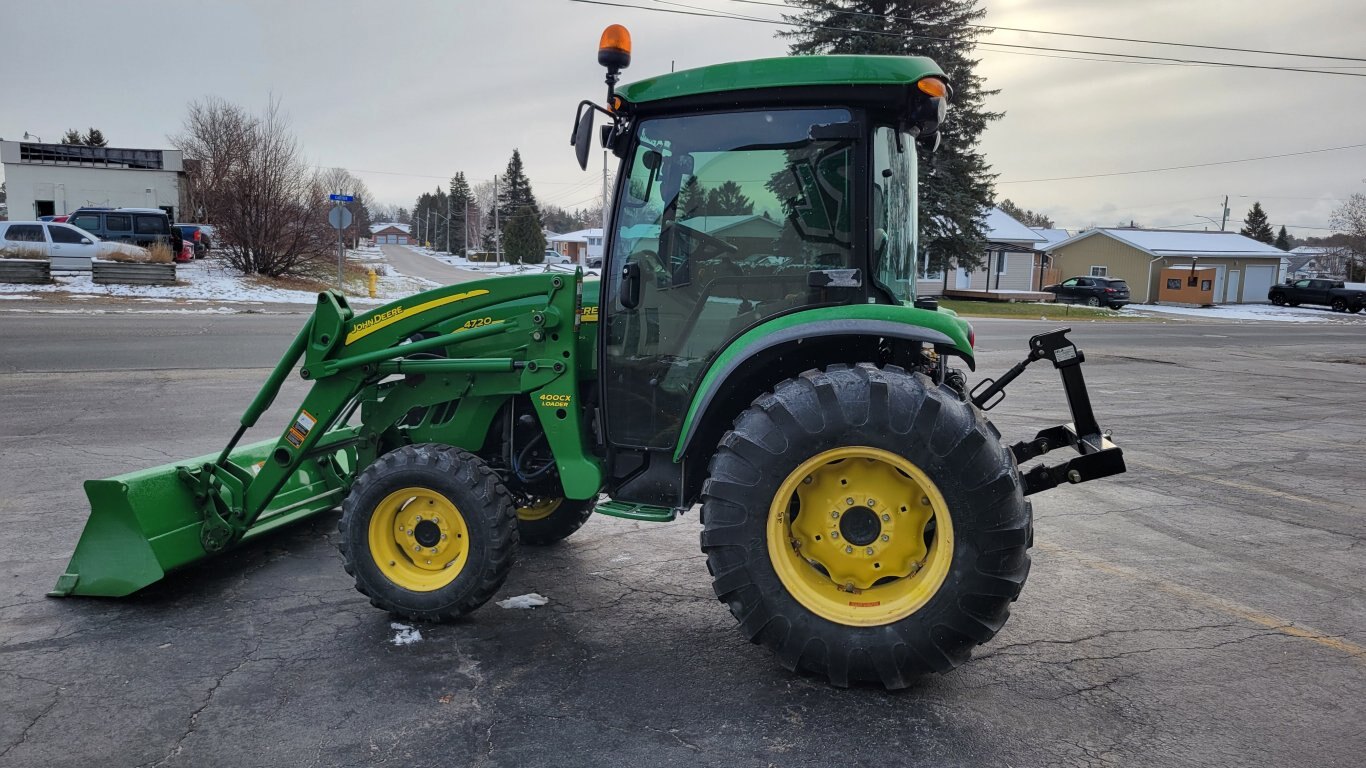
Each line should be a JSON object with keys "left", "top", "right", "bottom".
{"left": 1045, "top": 276, "right": 1131, "bottom": 309}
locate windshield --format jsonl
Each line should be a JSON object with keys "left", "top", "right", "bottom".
{"left": 871, "top": 126, "right": 918, "bottom": 303}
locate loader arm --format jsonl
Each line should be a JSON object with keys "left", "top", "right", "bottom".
{"left": 53, "top": 273, "right": 604, "bottom": 597}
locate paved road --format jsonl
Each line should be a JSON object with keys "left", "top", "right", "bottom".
{"left": 381, "top": 243, "right": 486, "bottom": 284}
{"left": 1, "top": 313, "right": 1363, "bottom": 767}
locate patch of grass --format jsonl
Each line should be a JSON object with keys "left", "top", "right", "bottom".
{"left": 937, "top": 299, "right": 1135, "bottom": 321}
{"left": 0, "top": 246, "right": 47, "bottom": 260}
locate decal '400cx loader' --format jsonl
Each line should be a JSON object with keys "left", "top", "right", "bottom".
{"left": 53, "top": 26, "right": 1124, "bottom": 688}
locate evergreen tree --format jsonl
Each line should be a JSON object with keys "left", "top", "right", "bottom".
{"left": 448, "top": 172, "right": 473, "bottom": 254}
{"left": 679, "top": 177, "right": 707, "bottom": 218}
{"left": 0, "top": 180, "right": 6, "bottom": 205}
{"left": 998, "top": 198, "right": 1054, "bottom": 228}
{"left": 1239, "top": 201, "right": 1274, "bottom": 244}
{"left": 83, "top": 128, "right": 108, "bottom": 147}
{"left": 60, "top": 129, "right": 84, "bottom": 145}
{"left": 396, "top": 207, "right": 411, "bottom": 225}
{"left": 502, "top": 206, "right": 545, "bottom": 265}
{"left": 704, "top": 181, "right": 755, "bottom": 216}
{"left": 1274, "top": 225, "right": 1290, "bottom": 251}
{"left": 782, "top": 0, "right": 1000, "bottom": 272}
{"left": 496, "top": 149, "right": 539, "bottom": 223}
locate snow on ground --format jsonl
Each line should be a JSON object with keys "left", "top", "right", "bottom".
{"left": 1121, "top": 303, "right": 1366, "bottom": 324}
{"left": 0, "top": 247, "right": 441, "bottom": 308}
{"left": 389, "top": 622, "right": 423, "bottom": 646}
{"left": 496, "top": 593, "right": 549, "bottom": 610}
{"left": 403, "top": 245, "right": 600, "bottom": 279}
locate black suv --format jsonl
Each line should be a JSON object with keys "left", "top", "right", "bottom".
{"left": 1045, "top": 276, "right": 1131, "bottom": 309}
{"left": 68, "top": 208, "right": 180, "bottom": 253}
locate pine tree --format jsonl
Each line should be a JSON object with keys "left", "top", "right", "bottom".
{"left": 497, "top": 149, "right": 539, "bottom": 224}
{"left": 448, "top": 172, "right": 473, "bottom": 254}
{"left": 705, "top": 181, "right": 755, "bottom": 216}
{"left": 679, "top": 177, "right": 707, "bottom": 219}
{"left": 60, "top": 129, "right": 84, "bottom": 145}
{"left": 83, "top": 128, "right": 108, "bottom": 147}
{"left": 503, "top": 206, "right": 545, "bottom": 265}
{"left": 1240, "top": 202, "right": 1274, "bottom": 244}
{"left": 998, "top": 198, "right": 1054, "bottom": 229}
{"left": 782, "top": 0, "right": 1000, "bottom": 272}
{"left": 1274, "top": 225, "right": 1290, "bottom": 251}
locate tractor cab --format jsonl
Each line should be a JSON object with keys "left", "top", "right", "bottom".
{"left": 572, "top": 28, "right": 954, "bottom": 505}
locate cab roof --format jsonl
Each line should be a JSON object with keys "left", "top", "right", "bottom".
{"left": 617, "top": 55, "right": 946, "bottom": 107}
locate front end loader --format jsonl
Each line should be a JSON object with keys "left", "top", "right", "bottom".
{"left": 53, "top": 26, "right": 1124, "bottom": 688}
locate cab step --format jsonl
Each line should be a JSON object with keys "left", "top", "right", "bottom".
{"left": 595, "top": 500, "right": 677, "bottom": 523}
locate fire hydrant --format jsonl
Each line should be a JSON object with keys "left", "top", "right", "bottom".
{"left": 367, "top": 268, "right": 378, "bottom": 299}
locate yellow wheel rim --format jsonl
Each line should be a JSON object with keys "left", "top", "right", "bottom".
{"left": 367, "top": 487, "right": 470, "bottom": 592}
{"left": 766, "top": 447, "right": 955, "bottom": 627}
{"left": 516, "top": 497, "right": 562, "bottom": 522}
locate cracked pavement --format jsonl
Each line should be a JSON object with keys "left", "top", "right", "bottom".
{"left": 1, "top": 314, "right": 1364, "bottom": 767}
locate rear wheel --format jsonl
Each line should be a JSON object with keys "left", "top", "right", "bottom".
{"left": 515, "top": 496, "right": 596, "bottom": 546}
{"left": 1085, "top": 295, "right": 1102, "bottom": 307}
{"left": 1331, "top": 298, "right": 1348, "bottom": 312}
{"left": 1270, "top": 294, "right": 1286, "bottom": 306}
{"left": 339, "top": 444, "right": 517, "bottom": 622}
{"left": 701, "top": 364, "right": 1031, "bottom": 689}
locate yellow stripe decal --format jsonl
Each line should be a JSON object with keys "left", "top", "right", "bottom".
{"left": 344, "top": 289, "right": 490, "bottom": 345}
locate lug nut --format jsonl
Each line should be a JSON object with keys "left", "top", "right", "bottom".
{"left": 803, "top": 476, "right": 813, "bottom": 484}
{"left": 867, "top": 499, "right": 876, "bottom": 507}
{"left": 425, "top": 559, "right": 431, "bottom": 564}
{"left": 407, "top": 529, "right": 414, "bottom": 536}
{"left": 441, "top": 533, "right": 448, "bottom": 541}
{"left": 830, "top": 532, "right": 839, "bottom": 539}
{"left": 866, "top": 547, "right": 875, "bottom": 555}
{"left": 413, "top": 544, "right": 422, "bottom": 552}
{"left": 845, "top": 546, "right": 854, "bottom": 554}
{"left": 881, "top": 534, "right": 890, "bottom": 542}
{"left": 831, "top": 511, "right": 839, "bottom": 519}
{"left": 846, "top": 497, "right": 855, "bottom": 506}
{"left": 921, "top": 496, "right": 930, "bottom": 506}
{"left": 1067, "top": 469, "right": 1082, "bottom": 483}
{"left": 415, "top": 516, "right": 423, "bottom": 522}
{"left": 881, "top": 514, "right": 890, "bottom": 522}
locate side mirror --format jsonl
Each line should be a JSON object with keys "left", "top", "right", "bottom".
{"left": 572, "top": 106, "right": 595, "bottom": 171}
{"left": 80, "top": 237, "right": 92, "bottom": 244}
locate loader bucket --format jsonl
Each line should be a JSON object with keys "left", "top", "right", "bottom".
{"left": 49, "top": 437, "right": 353, "bottom": 598}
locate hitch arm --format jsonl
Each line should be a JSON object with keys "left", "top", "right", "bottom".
{"left": 976, "top": 328, "right": 1126, "bottom": 497}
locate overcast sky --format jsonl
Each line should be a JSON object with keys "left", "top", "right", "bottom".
{"left": 3, "top": 0, "right": 1362, "bottom": 237}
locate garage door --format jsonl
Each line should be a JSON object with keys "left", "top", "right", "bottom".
{"left": 1242, "top": 265, "right": 1276, "bottom": 303}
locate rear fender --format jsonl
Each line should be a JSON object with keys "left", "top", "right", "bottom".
{"left": 673, "top": 309, "right": 973, "bottom": 464}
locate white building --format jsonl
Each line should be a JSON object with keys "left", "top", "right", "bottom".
{"left": 917, "top": 207, "right": 1048, "bottom": 297}
{"left": 547, "top": 228, "right": 604, "bottom": 264}
{"left": 0, "top": 140, "right": 185, "bottom": 220}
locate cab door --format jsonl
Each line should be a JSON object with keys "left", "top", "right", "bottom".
{"left": 46, "top": 224, "right": 98, "bottom": 264}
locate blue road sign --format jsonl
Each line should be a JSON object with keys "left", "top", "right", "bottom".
{"left": 329, "top": 194, "right": 355, "bottom": 202}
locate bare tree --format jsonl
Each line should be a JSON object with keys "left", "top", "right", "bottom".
{"left": 317, "top": 167, "right": 373, "bottom": 247}
{"left": 1329, "top": 193, "right": 1366, "bottom": 281}
{"left": 172, "top": 98, "right": 331, "bottom": 277}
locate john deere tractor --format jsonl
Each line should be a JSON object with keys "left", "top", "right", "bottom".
{"left": 53, "top": 26, "right": 1124, "bottom": 688}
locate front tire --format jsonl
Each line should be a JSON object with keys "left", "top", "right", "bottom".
{"left": 1270, "top": 294, "right": 1286, "bottom": 306}
{"left": 339, "top": 444, "right": 517, "bottom": 622}
{"left": 1085, "top": 296, "right": 1102, "bottom": 307}
{"left": 700, "top": 365, "right": 1031, "bottom": 689}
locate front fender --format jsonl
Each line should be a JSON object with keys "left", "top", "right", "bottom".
{"left": 672, "top": 305, "right": 973, "bottom": 462}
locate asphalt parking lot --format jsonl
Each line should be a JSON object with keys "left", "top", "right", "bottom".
{"left": 2, "top": 311, "right": 1363, "bottom": 767}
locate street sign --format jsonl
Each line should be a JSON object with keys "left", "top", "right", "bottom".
{"left": 329, "top": 194, "right": 355, "bottom": 202}
{"left": 328, "top": 206, "right": 353, "bottom": 230}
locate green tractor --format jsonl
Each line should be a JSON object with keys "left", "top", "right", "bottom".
{"left": 52, "top": 26, "right": 1124, "bottom": 688}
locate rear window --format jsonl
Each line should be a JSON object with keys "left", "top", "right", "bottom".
{"left": 4, "top": 224, "right": 45, "bottom": 242}
{"left": 135, "top": 215, "right": 167, "bottom": 235}
{"left": 71, "top": 214, "right": 101, "bottom": 232}
{"left": 105, "top": 214, "right": 132, "bottom": 232}
{"left": 1108, "top": 280, "right": 1129, "bottom": 290}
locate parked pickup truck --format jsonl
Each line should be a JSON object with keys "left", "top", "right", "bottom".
{"left": 1268, "top": 278, "right": 1366, "bottom": 313}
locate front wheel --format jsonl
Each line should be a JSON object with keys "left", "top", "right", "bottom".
{"left": 1270, "top": 294, "right": 1286, "bottom": 306}
{"left": 1085, "top": 295, "right": 1102, "bottom": 307}
{"left": 515, "top": 496, "right": 596, "bottom": 546}
{"left": 700, "top": 365, "right": 1031, "bottom": 689}
{"left": 339, "top": 444, "right": 518, "bottom": 622}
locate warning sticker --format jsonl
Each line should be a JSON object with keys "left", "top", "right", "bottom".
{"left": 286, "top": 409, "right": 317, "bottom": 447}
{"left": 1055, "top": 345, "right": 1077, "bottom": 362}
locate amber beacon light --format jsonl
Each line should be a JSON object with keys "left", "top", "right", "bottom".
{"left": 598, "top": 24, "right": 632, "bottom": 70}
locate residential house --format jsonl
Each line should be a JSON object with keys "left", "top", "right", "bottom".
{"left": 548, "top": 228, "right": 604, "bottom": 264}
{"left": 1045, "top": 228, "right": 1286, "bottom": 304}
{"left": 917, "top": 207, "right": 1048, "bottom": 298}
{"left": 369, "top": 223, "right": 412, "bottom": 245}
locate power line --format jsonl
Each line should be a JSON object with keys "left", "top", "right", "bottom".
{"left": 721, "top": 0, "right": 1366, "bottom": 64}
{"left": 570, "top": 0, "right": 1366, "bottom": 77}
{"left": 997, "top": 143, "right": 1366, "bottom": 184}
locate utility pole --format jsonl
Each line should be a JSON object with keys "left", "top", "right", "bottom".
{"left": 446, "top": 193, "right": 451, "bottom": 254}
{"left": 493, "top": 174, "right": 501, "bottom": 266}
{"left": 464, "top": 198, "right": 469, "bottom": 258}
{"left": 1220, "top": 195, "right": 1230, "bottom": 231}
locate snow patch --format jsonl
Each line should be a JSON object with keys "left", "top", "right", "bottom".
{"left": 389, "top": 622, "right": 423, "bottom": 646}
{"left": 496, "top": 593, "right": 549, "bottom": 609}
{"left": 0, "top": 295, "right": 37, "bottom": 300}
{"left": 1122, "top": 303, "right": 1366, "bottom": 324}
